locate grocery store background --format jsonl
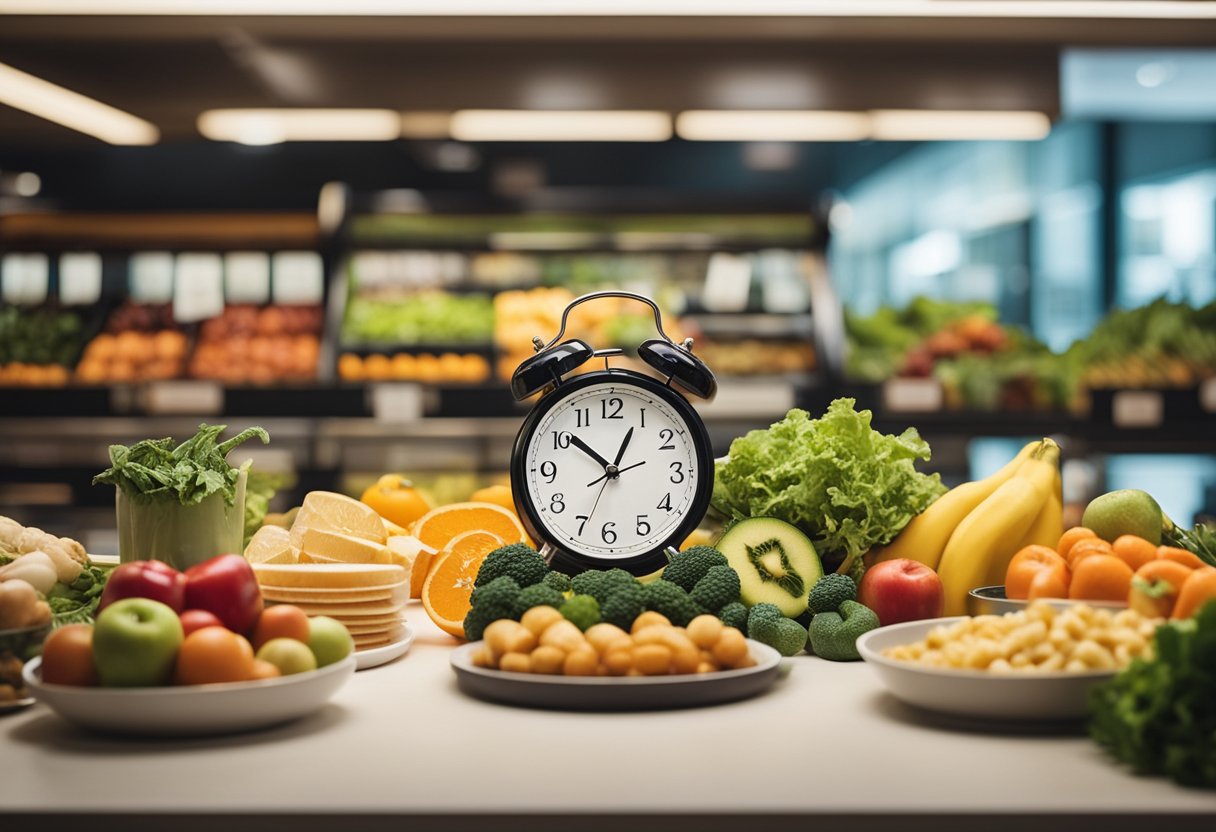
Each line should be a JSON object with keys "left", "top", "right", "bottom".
{"left": 1, "top": 2, "right": 1214, "bottom": 554}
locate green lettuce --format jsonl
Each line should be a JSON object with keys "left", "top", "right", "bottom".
{"left": 93, "top": 423, "right": 269, "bottom": 506}
{"left": 713, "top": 399, "right": 946, "bottom": 570}
{"left": 46, "top": 563, "right": 108, "bottom": 628}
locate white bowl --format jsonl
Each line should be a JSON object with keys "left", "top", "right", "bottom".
{"left": 967, "top": 586, "right": 1128, "bottom": 617}
{"left": 23, "top": 654, "right": 355, "bottom": 736}
{"left": 856, "top": 617, "right": 1116, "bottom": 721}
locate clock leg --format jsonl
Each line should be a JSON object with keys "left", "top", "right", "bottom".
{"left": 538, "top": 542, "right": 559, "bottom": 565}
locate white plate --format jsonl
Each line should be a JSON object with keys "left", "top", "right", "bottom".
{"left": 857, "top": 617, "right": 1117, "bottom": 721}
{"left": 23, "top": 654, "right": 355, "bottom": 736}
{"left": 450, "top": 639, "right": 783, "bottom": 711}
{"left": 355, "top": 623, "right": 414, "bottom": 671}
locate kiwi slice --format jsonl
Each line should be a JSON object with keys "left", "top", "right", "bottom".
{"left": 717, "top": 517, "right": 822, "bottom": 617}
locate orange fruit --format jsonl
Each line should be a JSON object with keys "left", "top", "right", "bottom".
{"left": 1027, "top": 566, "right": 1071, "bottom": 602}
{"left": 1005, "top": 545, "right": 1069, "bottom": 601}
{"left": 409, "top": 502, "right": 527, "bottom": 598}
{"left": 1111, "top": 535, "right": 1158, "bottom": 572}
{"left": 1057, "top": 527, "right": 1097, "bottom": 564}
{"left": 421, "top": 530, "right": 506, "bottom": 638}
{"left": 360, "top": 474, "right": 434, "bottom": 530}
{"left": 469, "top": 484, "right": 515, "bottom": 512}
{"left": 1068, "top": 554, "right": 1134, "bottom": 603}
{"left": 1064, "top": 537, "right": 1113, "bottom": 569}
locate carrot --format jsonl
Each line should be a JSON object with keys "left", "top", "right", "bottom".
{"left": 1156, "top": 546, "right": 1207, "bottom": 570}
{"left": 1129, "top": 559, "right": 1195, "bottom": 619}
{"left": 1171, "top": 566, "right": 1216, "bottom": 620}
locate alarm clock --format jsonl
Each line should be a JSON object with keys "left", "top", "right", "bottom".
{"left": 509, "top": 291, "right": 717, "bottom": 577}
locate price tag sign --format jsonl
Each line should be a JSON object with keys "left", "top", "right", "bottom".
{"left": 369, "top": 383, "right": 424, "bottom": 423}
{"left": 173, "top": 253, "right": 225, "bottom": 323}
{"left": 129, "top": 252, "right": 174, "bottom": 303}
{"left": 224, "top": 252, "right": 270, "bottom": 304}
{"left": 1112, "top": 390, "right": 1164, "bottom": 428}
{"left": 883, "top": 378, "right": 944, "bottom": 412}
{"left": 59, "top": 252, "right": 103, "bottom": 305}
{"left": 701, "top": 253, "right": 752, "bottom": 312}
{"left": 698, "top": 380, "right": 795, "bottom": 419}
{"left": 140, "top": 381, "right": 224, "bottom": 415}
{"left": 2, "top": 253, "right": 49, "bottom": 304}
{"left": 272, "top": 251, "right": 324, "bottom": 305}
{"left": 1200, "top": 378, "right": 1216, "bottom": 413}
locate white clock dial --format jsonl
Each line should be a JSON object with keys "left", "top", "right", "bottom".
{"left": 524, "top": 381, "right": 699, "bottom": 560}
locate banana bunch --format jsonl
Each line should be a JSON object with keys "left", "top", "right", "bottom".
{"left": 871, "top": 438, "right": 1063, "bottom": 616}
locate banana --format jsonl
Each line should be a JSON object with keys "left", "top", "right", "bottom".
{"left": 937, "top": 440, "right": 1061, "bottom": 616}
{"left": 869, "top": 440, "right": 1040, "bottom": 571}
{"left": 988, "top": 469, "right": 1063, "bottom": 587}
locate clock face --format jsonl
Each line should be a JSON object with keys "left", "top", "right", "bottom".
{"left": 523, "top": 380, "right": 701, "bottom": 560}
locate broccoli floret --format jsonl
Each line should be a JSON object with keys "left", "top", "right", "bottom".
{"left": 543, "top": 571, "right": 573, "bottom": 593}
{"left": 662, "top": 545, "right": 729, "bottom": 592}
{"left": 600, "top": 585, "right": 645, "bottom": 629}
{"left": 717, "top": 601, "right": 749, "bottom": 632}
{"left": 642, "top": 580, "right": 703, "bottom": 626}
{"left": 807, "top": 573, "right": 858, "bottom": 615}
{"left": 807, "top": 600, "right": 880, "bottom": 661}
{"left": 511, "top": 583, "right": 566, "bottom": 618}
{"left": 474, "top": 544, "right": 549, "bottom": 588}
{"left": 571, "top": 568, "right": 638, "bottom": 604}
{"left": 468, "top": 575, "right": 521, "bottom": 618}
{"left": 559, "top": 594, "right": 601, "bottom": 631}
{"left": 462, "top": 605, "right": 499, "bottom": 641}
{"left": 747, "top": 604, "right": 807, "bottom": 657}
{"left": 690, "top": 564, "right": 741, "bottom": 613}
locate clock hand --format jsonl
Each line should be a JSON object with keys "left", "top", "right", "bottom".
{"left": 568, "top": 435, "right": 613, "bottom": 470}
{"left": 586, "top": 460, "right": 645, "bottom": 488}
{"left": 585, "top": 476, "right": 610, "bottom": 525}
{"left": 612, "top": 427, "right": 634, "bottom": 467}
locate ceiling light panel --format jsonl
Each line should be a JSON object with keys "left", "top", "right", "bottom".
{"left": 197, "top": 108, "right": 401, "bottom": 144}
{"left": 868, "top": 109, "right": 1052, "bottom": 140}
{"left": 0, "top": 61, "right": 158, "bottom": 145}
{"left": 449, "top": 110, "right": 672, "bottom": 142}
{"left": 677, "top": 110, "right": 870, "bottom": 141}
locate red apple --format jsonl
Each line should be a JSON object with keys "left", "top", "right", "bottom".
{"left": 183, "top": 554, "right": 263, "bottom": 636}
{"left": 98, "top": 560, "right": 186, "bottom": 614}
{"left": 179, "top": 609, "right": 226, "bottom": 637}
{"left": 858, "top": 558, "right": 944, "bottom": 626}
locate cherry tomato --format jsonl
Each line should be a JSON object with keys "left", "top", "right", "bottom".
{"left": 40, "top": 624, "right": 98, "bottom": 686}
{"left": 174, "top": 626, "right": 254, "bottom": 685}
{"left": 252, "top": 605, "right": 311, "bottom": 650}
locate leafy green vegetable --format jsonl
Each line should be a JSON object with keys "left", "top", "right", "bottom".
{"left": 1089, "top": 601, "right": 1216, "bottom": 789}
{"left": 713, "top": 399, "right": 946, "bottom": 571}
{"left": 1163, "top": 522, "right": 1216, "bottom": 569}
{"left": 243, "top": 470, "right": 294, "bottom": 547}
{"left": 94, "top": 423, "right": 269, "bottom": 506}
{"left": 45, "top": 562, "right": 108, "bottom": 628}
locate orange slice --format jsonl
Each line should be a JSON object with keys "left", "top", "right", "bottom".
{"left": 409, "top": 502, "right": 527, "bottom": 598}
{"left": 421, "top": 530, "right": 506, "bottom": 638}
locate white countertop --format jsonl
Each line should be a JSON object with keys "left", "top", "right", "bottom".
{"left": 3, "top": 604, "right": 1214, "bottom": 829}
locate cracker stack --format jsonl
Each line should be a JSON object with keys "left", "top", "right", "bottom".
{"left": 253, "top": 563, "right": 409, "bottom": 650}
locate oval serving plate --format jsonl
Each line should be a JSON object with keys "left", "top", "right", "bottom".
{"left": 857, "top": 617, "right": 1117, "bottom": 721}
{"left": 451, "top": 639, "right": 782, "bottom": 711}
{"left": 24, "top": 654, "right": 355, "bottom": 736}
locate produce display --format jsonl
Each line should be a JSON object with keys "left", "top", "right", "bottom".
{"left": 336, "top": 351, "right": 491, "bottom": 384}
{"left": 883, "top": 601, "right": 1156, "bottom": 673}
{"left": 1073, "top": 298, "right": 1216, "bottom": 388}
{"left": 0, "top": 305, "right": 85, "bottom": 386}
{"left": 75, "top": 303, "right": 186, "bottom": 384}
{"left": 37, "top": 554, "right": 353, "bottom": 688}
{"left": 693, "top": 338, "right": 815, "bottom": 377}
{"left": 343, "top": 291, "right": 494, "bottom": 346}
{"left": 0, "top": 515, "right": 103, "bottom": 627}
{"left": 189, "top": 305, "right": 323, "bottom": 383}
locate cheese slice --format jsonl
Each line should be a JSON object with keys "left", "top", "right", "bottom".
{"left": 297, "top": 526, "right": 392, "bottom": 565}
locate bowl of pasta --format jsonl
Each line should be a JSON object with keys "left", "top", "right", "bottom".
{"left": 856, "top": 601, "right": 1158, "bottom": 720}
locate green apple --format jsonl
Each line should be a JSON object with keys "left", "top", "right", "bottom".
{"left": 92, "top": 598, "right": 184, "bottom": 687}
{"left": 256, "top": 638, "right": 318, "bottom": 675}
{"left": 307, "top": 616, "right": 354, "bottom": 668}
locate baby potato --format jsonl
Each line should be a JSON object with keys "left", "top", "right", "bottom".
{"left": 602, "top": 646, "right": 634, "bottom": 676}
{"left": 498, "top": 652, "right": 532, "bottom": 673}
{"left": 631, "top": 611, "right": 671, "bottom": 633}
{"left": 471, "top": 646, "right": 496, "bottom": 668}
{"left": 530, "top": 645, "right": 567, "bottom": 675}
{"left": 633, "top": 644, "right": 673, "bottom": 676}
{"left": 483, "top": 619, "right": 535, "bottom": 660}
{"left": 711, "top": 628, "right": 749, "bottom": 667}
{"left": 584, "top": 623, "right": 628, "bottom": 653}
{"left": 669, "top": 642, "right": 701, "bottom": 674}
{"left": 687, "top": 615, "right": 724, "bottom": 649}
{"left": 632, "top": 625, "right": 676, "bottom": 646}
{"left": 696, "top": 661, "right": 720, "bottom": 674}
{"left": 521, "top": 605, "right": 565, "bottom": 637}
{"left": 540, "top": 620, "right": 587, "bottom": 653}
{"left": 563, "top": 645, "right": 599, "bottom": 676}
